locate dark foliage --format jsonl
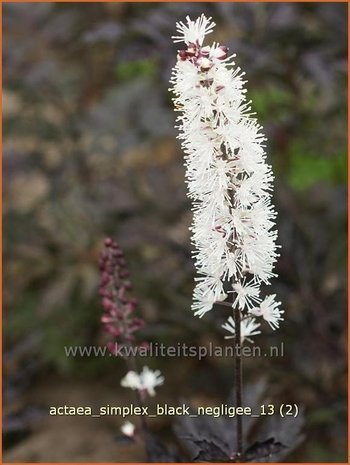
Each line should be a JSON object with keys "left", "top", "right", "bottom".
{"left": 175, "top": 381, "right": 303, "bottom": 462}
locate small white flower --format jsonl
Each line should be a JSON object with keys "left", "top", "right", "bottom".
{"left": 192, "top": 292, "right": 217, "bottom": 318}
{"left": 172, "top": 15, "right": 215, "bottom": 45}
{"left": 250, "top": 294, "right": 284, "bottom": 329}
{"left": 232, "top": 279, "right": 261, "bottom": 310}
{"left": 120, "top": 371, "right": 142, "bottom": 391}
{"left": 192, "top": 274, "right": 227, "bottom": 317}
{"left": 121, "top": 421, "right": 135, "bottom": 437}
{"left": 234, "top": 176, "right": 257, "bottom": 207}
{"left": 139, "top": 366, "right": 164, "bottom": 397}
{"left": 121, "top": 367, "right": 164, "bottom": 397}
{"left": 222, "top": 316, "right": 261, "bottom": 343}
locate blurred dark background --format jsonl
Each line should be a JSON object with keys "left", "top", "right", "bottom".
{"left": 3, "top": 2, "right": 347, "bottom": 462}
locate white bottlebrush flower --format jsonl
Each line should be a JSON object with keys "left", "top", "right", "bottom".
{"left": 170, "top": 15, "right": 282, "bottom": 341}
{"left": 250, "top": 294, "right": 284, "bottom": 329}
{"left": 121, "top": 367, "right": 164, "bottom": 397}
{"left": 222, "top": 316, "right": 261, "bottom": 343}
{"left": 121, "top": 421, "right": 135, "bottom": 437}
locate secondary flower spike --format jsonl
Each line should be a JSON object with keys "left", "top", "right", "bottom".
{"left": 170, "top": 15, "right": 283, "bottom": 339}
{"left": 99, "top": 238, "right": 145, "bottom": 353}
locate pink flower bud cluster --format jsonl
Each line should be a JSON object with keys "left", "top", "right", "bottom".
{"left": 178, "top": 42, "right": 228, "bottom": 72}
{"left": 99, "top": 238, "right": 145, "bottom": 352}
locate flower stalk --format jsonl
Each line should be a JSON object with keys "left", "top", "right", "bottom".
{"left": 99, "top": 238, "right": 164, "bottom": 460}
{"left": 233, "top": 300, "right": 243, "bottom": 457}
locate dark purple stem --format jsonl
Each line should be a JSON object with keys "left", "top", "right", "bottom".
{"left": 233, "top": 293, "right": 243, "bottom": 459}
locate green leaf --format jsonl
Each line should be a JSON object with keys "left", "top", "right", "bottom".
{"left": 115, "top": 59, "right": 157, "bottom": 82}
{"left": 287, "top": 143, "right": 347, "bottom": 191}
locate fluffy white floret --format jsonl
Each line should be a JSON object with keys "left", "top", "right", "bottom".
{"left": 222, "top": 316, "right": 261, "bottom": 343}
{"left": 121, "top": 367, "right": 164, "bottom": 397}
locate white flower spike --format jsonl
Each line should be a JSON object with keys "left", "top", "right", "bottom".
{"left": 170, "top": 15, "right": 283, "bottom": 341}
